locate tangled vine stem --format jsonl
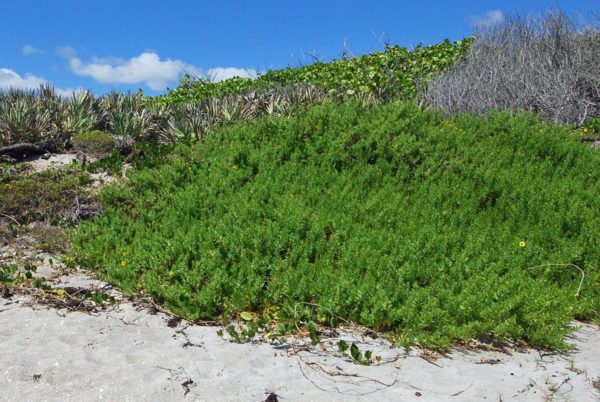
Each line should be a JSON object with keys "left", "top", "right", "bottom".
{"left": 293, "top": 301, "right": 351, "bottom": 323}
{"left": 423, "top": 10, "right": 600, "bottom": 126}
{"left": 526, "top": 263, "right": 586, "bottom": 297}
{"left": 0, "top": 213, "right": 20, "bottom": 226}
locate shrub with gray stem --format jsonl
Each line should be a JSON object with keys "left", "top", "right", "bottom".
{"left": 422, "top": 10, "right": 600, "bottom": 126}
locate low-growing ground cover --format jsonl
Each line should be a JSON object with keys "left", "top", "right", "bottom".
{"left": 73, "top": 102, "right": 600, "bottom": 349}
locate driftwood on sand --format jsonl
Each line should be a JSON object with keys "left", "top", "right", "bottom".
{"left": 0, "top": 140, "right": 59, "bottom": 160}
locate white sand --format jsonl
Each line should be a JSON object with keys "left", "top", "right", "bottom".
{"left": 1, "top": 259, "right": 599, "bottom": 401}
{"left": 24, "top": 154, "right": 78, "bottom": 172}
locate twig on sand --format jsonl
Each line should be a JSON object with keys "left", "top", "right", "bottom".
{"left": 296, "top": 358, "right": 401, "bottom": 396}
{"left": 418, "top": 350, "right": 443, "bottom": 368}
{"left": 155, "top": 366, "right": 195, "bottom": 398}
{"left": 0, "top": 305, "right": 22, "bottom": 314}
{"left": 451, "top": 382, "right": 474, "bottom": 396}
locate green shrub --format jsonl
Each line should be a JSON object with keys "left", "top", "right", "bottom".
{"left": 73, "top": 102, "right": 600, "bottom": 349}
{"left": 0, "top": 167, "right": 91, "bottom": 225}
{"left": 156, "top": 39, "right": 473, "bottom": 104}
{"left": 71, "top": 130, "right": 115, "bottom": 157}
{"left": 28, "top": 223, "right": 69, "bottom": 253}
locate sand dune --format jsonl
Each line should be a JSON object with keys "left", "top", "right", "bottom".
{"left": 1, "top": 258, "right": 599, "bottom": 401}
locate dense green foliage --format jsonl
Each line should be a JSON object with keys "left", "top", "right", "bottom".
{"left": 158, "top": 39, "right": 473, "bottom": 104}
{"left": 73, "top": 102, "right": 600, "bottom": 349}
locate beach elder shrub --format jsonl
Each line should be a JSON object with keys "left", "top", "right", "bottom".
{"left": 73, "top": 102, "right": 600, "bottom": 349}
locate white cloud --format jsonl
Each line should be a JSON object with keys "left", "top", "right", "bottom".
{"left": 469, "top": 10, "right": 505, "bottom": 29}
{"left": 54, "top": 87, "right": 85, "bottom": 97}
{"left": 206, "top": 67, "right": 259, "bottom": 82}
{"left": 21, "top": 45, "right": 43, "bottom": 55}
{"left": 58, "top": 47, "right": 259, "bottom": 90}
{"left": 0, "top": 68, "right": 46, "bottom": 89}
{"left": 0, "top": 67, "right": 77, "bottom": 96}
{"left": 65, "top": 51, "right": 202, "bottom": 90}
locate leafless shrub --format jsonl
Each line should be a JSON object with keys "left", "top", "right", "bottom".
{"left": 422, "top": 10, "right": 600, "bottom": 125}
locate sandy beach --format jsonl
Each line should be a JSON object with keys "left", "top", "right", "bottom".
{"left": 1, "top": 253, "right": 599, "bottom": 402}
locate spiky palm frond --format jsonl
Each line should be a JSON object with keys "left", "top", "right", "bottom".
{"left": 0, "top": 88, "right": 52, "bottom": 145}
{"left": 101, "top": 92, "right": 165, "bottom": 142}
{"left": 63, "top": 90, "right": 102, "bottom": 136}
{"left": 165, "top": 102, "right": 207, "bottom": 143}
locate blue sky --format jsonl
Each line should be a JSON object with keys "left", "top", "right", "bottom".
{"left": 0, "top": 0, "right": 596, "bottom": 96}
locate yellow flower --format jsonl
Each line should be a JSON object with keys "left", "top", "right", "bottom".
{"left": 120, "top": 261, "right": 126, "bottom": 267}
{"left": 122, "top": 251, "right": 128, "bottom": 256}
{"left": 519, "top": 241, "right": 526, "bottom": 247}
{"left": 583, "top": 127, "right": 589, "bottom": 133}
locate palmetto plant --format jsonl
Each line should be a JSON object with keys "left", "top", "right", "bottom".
{"left": 63, "top": 90, "right": 102, "bottom": 137}
{"left": 218, "top": 96, "right": 257, "bottom": 123}
{"left": 283, "top": 84, "right": 326, "bottom": 107}
{"left": 261, "top": 91, "right": 289, "bottom": 117}
{"left": 101, "top": 91, "right": 165, "bottom": 143}
{"left": 0, "top": 86, "right": 103, "bottom": 148}
{"left": 0, "top": 82, "right": 327, "bottom": 149}
{"left": 0, "top": 89, "right": 52, "bottom": 145}
{"left": 158, "top": 84, "right": 326, "bottom": 145}
{"left": 166, "top": 102, "right": 207, "bottom": 143}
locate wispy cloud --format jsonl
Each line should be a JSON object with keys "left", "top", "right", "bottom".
{"left": 21, "top": 45, "right": 43, "bottom": 56}
{"left": 206, "top": 67, "right": 259, "bottom": 82}
{"left": 56, "top": 46, "right": 77, "bottom": 58}
{"left": 0, "top": 67, "right": 79, "bottom": 96}
{"left": 469, "top": 9, "right": 505, "bottom": 29}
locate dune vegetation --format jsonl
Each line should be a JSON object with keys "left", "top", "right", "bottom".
{"left": 2, "top": 10, "right": 600, "bottom": 350}
{"left": 73, "top": 101, "right": 600, "bottom": 349}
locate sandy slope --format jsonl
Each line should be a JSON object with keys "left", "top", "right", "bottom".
{"left": 1, "top": 254, "right": 599, "bottom": 402}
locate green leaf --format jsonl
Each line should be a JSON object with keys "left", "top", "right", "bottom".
{"left": 226, "top": 325, "right": 240, "bottom": 342}
{"left": 350, "top": 343, "right": 362, "bottom": 362}
{"left": 240, "top": 311, "right": 253, "bottom": 321}
{"left": 338, "top": 340, "right": 349, "bottom": 353}
{"left": 307, "top": 321, "right": 319, "bottom": 345}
